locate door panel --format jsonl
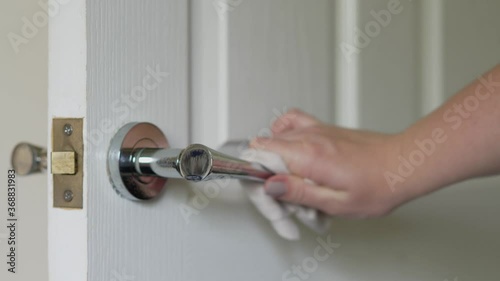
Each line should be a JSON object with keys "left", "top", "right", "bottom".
{"left": 86, "top": 1, "right": 190, "bottom": 280}
{"left": 191, "top": 0, "right": 335, "bottom": 148}
{"left": 443, "top": 0, "right": 500, "bottom": 97}
{"left": 357, "top": 0, "right": 420, "bottom": 132}
{"left": 189, "top": 1, "right": 341, "bottom": 280}
{"left": 190, "top": 0, "right": 500, "bottom": 280}
{"left": 226, "top": 0, "right": 335, "bottom": 140}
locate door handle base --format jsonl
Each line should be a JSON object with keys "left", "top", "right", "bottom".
{"left": 108, "top": 122, "right": 169, "bottom": 201}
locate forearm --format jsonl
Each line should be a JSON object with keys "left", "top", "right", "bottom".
{"left": 398, "top": 64, "right": 500, "bottom": 197}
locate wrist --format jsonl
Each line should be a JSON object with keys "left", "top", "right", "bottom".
{"left": 382, "top": 130, "right": 442, "bottom": 202}
{"left": 390, "top": 126, "right": 455, "bottom": 199}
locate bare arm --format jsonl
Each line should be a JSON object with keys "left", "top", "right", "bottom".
{"left": 400, "top": 64, "right": 500, "bottom": 197}
{"left": 250, "top": 64, "right": 500, "bottom": 218}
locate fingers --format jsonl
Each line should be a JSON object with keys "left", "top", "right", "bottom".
{"left": 272, "top": 109, "right": 320, "bottom": 135}
{"left": 250, "top": 137, "right": 315, "bottom": 178}
{"left": 265, "top": 174, "right": 348, "bottom": 215}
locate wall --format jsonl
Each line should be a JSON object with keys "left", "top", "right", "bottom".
{"left": 0, "top": 0, "right": 48, "bottom": 280}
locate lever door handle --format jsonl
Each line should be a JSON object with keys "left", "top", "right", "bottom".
{"left": 108, "top": 122, "right": 274, "bottom": 201}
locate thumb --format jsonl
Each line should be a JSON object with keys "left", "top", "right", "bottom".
{"left": 264, "top": 175, "right": 348, "bottom": 215}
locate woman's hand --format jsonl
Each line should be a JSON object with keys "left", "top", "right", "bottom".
{"left": 250, "top": 109, "right": 414, "bottom": 218}
{"left": 250, "top": 65, "right": 500, "bottom": 218}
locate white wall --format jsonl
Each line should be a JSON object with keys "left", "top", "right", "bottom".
{"left": 0, "top": 1, "right": 48, "bottom": 281}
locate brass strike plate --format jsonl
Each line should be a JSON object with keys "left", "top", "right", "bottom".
{"left": 52, "top": 118, "right": 83, "bottom": 209}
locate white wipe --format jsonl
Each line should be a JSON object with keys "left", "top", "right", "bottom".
{"left": 239, "top": 149, "right": 331, "bottom": 240}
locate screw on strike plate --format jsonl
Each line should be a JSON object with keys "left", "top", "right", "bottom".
{"left": 63, "top": 190, "right": 74, "bottom": 202}
{"left": 63, "top": 124, "right": 73, "bottom": 136}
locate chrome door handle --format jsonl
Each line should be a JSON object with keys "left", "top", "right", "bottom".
{"left": 11, "top": 143, "right": 47, "bottom": 175}
{"left": 108, "top": 122, "right": 274, "bottom": 201}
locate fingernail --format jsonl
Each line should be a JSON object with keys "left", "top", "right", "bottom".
{"left": 266, "top": 181, "right": 287, "bottom": 198}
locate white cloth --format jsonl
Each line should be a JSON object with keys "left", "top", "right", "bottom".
{"left": 239, "top": 149, "right": 331, "bottom": 240}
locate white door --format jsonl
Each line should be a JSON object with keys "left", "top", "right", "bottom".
{"left": 48, "top": 0, "right": 500, "bottom": 280}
